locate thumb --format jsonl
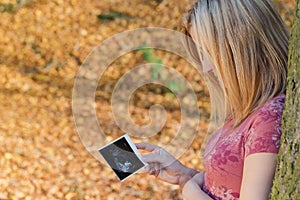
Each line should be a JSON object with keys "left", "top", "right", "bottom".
{"left": 141, "top": 150, "right": 164, "bottom": 163}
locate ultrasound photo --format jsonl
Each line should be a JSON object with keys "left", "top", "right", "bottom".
{"left": 98, "top": 134, "right": 146, "bottom": 181}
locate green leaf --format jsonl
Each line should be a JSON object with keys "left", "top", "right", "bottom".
{"left": 168, "top": 80, "right": 180, "bottom": 93}
{"left": 97, "top": 11, "right": 134, "bottom": 23}
{"left": 0, "top": 3, "right": 15, "bottom": 13}
{"left": 142, "top": 49, "right": 155, "bottom": 62}
{"left": 166, "top": 92, "right": 175, "bottom": 98}
{"left": 135, "top": 45, "right": 149, "bottom": 51}
{"left": 154, "top": 58, "right": 163, "bottom": 64}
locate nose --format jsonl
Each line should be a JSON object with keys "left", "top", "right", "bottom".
{"left": 202, "top": 55, "right": 214, "bottom": 73}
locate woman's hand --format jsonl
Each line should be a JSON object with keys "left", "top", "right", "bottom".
{"left": 186, "top": 172, "right": 205, "bottom": 188}
{"left": 182, "top": 172, "right": 213, "bottom": 200}
{"left": 135, "top": 142, "right": 199, "bottom": 187}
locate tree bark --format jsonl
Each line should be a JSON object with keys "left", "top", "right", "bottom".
{"left": 270, "top": 0, "right": 300, "bottom": 199}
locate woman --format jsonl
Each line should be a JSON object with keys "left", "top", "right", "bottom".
{"left": 136, "top": 0, "right": 289, "bottom": 199}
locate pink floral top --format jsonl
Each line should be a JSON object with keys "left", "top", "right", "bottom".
{"left": 202, "top": 94, "right": 286, "bottom": 200}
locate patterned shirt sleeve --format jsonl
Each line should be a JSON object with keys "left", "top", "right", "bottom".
{"left": 244, "top": 96, "right": 285, "bottom": 158}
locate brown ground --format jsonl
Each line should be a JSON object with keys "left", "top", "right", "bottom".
{"left": 0, "top": 0, "right": 295, "bottom": 199}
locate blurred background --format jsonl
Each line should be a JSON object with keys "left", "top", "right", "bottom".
{"left": 0, "top": 0, "right": 295, "bottom": 199}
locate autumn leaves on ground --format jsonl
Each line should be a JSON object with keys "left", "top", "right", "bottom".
{"left": 0, "top": 0, "right": 295, "bottom": 199}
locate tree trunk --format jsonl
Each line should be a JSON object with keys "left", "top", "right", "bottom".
{"left": 270, "top": 1, "right": 300, "bottom": 199}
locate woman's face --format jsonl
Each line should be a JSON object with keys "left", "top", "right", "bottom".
{"left": 202, "top": 54, "right": 214, "bottom": 74}
{"left": 189, "top": 28, "right": 214, "bottom": 74}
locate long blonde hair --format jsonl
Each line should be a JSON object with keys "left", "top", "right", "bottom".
{"left": 181, "top": 0, "right": 289, "bottom": 128}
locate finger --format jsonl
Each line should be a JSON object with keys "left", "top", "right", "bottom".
{"left": 135, "top": 142, "right": 161, "bottom": 152}
{"left": 144, "top": 162, "right": 160, "bottom": 177}
{"left": 145, "top": 165, "right": 151, "bottom": 173}
{"left": 154, "top": 162, "right": 160, "bottom": 172}
{"left": 148, "top": 163, "right": 156, "bottom": 175}
{"left": 141, "top": 149, "right": 164, "bottom": 163}
{"left": 191, "top": 172, "right": 204, "bottom": 186}
{"left": 142, "top": 149, "right": 177, "bottom": 167}
{"left": 153, "top": 162, "right": 161, "bottom": 177}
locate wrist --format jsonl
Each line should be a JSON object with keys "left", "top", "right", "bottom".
{"left": 179, "top": 167, "right": 200, "bottom": 187}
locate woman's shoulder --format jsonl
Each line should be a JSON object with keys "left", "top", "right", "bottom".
{"left": 260, "top": 93, "right": 285, "bottom": 109}
{"left": 230, "top": 93, "right": 286, "bottom": 129}
{"left": 253, "top": 93, "right": 286, "bottom": 119}
{"left": 217, "top": 94, "right": 285, "bottom": 135}
{"left": 243, "top": 93, "right": 286, "bottom": 156}
{"left": 233, "top": 93, "right": 286, "bottom": 137}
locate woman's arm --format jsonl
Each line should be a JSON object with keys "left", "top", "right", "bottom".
{"left": 182, "top": 153, "right": 278, "bottom": 200}
{"left": 239, "top": 153, "right": 278, "bottom": 200}
{"left": 182, "top": 172, "right": 213, "bottom": 200}
{"left": 136, "top": 142, "right": 200, "bottom": 186}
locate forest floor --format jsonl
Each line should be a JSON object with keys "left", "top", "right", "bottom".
{"left": 0, "top": 0, "right": 296, "bottom": 199}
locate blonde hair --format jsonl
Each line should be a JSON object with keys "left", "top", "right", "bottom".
{"left": 181, "top": 0, "right": 289, "bottom": 128}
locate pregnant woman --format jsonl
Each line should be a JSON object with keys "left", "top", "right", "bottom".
{"left": 136, "top": 0, "right": 289, "bottom": 199}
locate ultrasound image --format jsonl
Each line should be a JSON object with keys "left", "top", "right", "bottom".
{"left": 99, "top": 136, "right": 145, "bottom": 181}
